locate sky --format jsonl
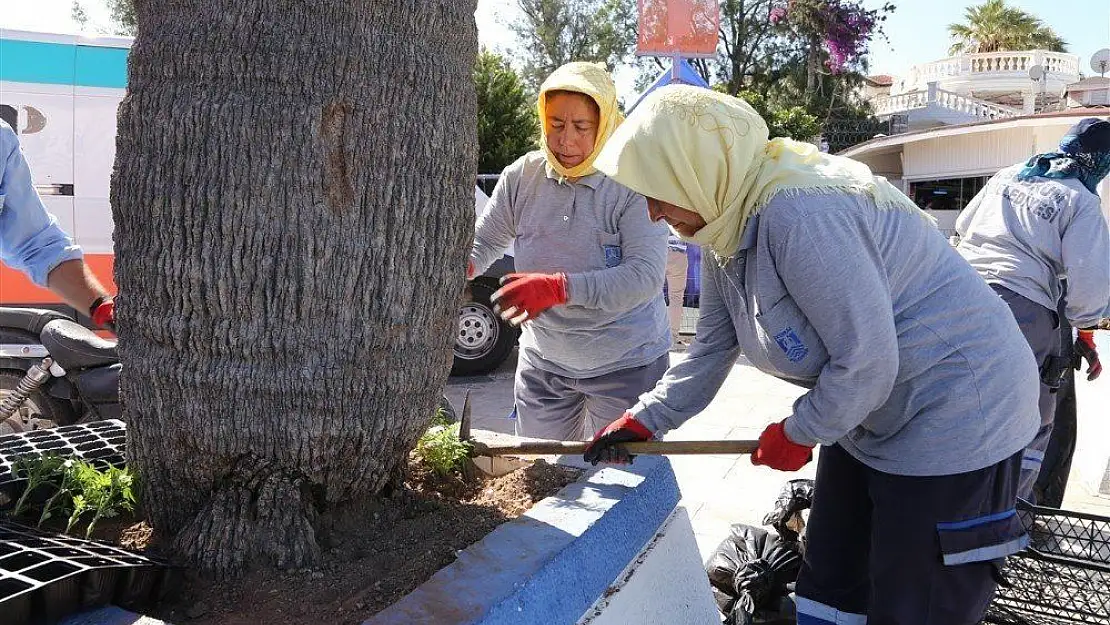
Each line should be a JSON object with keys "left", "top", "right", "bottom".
{"left": 4, "top": 0, "right": 1109, "bottom": 90}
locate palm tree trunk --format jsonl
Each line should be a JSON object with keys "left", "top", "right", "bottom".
{"left": 111, "top": 0, "right": 477, "bottom": 576}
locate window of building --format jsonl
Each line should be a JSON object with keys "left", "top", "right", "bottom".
{"left": 909, "top": 176, "right": 990, "bottom": 212}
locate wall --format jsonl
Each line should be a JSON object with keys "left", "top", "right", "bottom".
{"left": 902, "top": 126, "right": 1034, "bottom": 180}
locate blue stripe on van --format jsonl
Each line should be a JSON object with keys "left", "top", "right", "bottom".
{"left": 1, "top": 39, "right": 128, "bottom": 88}
{"left": 75, "top": 45, "right": 128, "bottom": 88}
{"left": 0, "top": 39, "right": 75, "bottom": 85}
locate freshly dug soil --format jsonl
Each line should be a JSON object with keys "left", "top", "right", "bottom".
{"left": 145, "top": 456, "right": 582, "bottom": 624}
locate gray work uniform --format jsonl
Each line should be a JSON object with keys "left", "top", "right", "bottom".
{"left": 471, "top": 151, "right": 671, "bottom": 439}
{"left": 956, "top": 166, "right": 1110, "bottom": 499}
{"left": 629, "top": 191, "right": 1039, "bottom": 623}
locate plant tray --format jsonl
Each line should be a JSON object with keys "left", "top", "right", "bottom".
{"left": 0, "top": 421, "right": 127, "bottom": 509}
{"left": 985, "top": 502, "right": 1110, "bottom": 625}
{"left": 0, "top": 522, "right": 176, "bottom": 624}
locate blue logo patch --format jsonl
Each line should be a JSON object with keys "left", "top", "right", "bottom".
{"left": 774, "top": 328, "right": 808, "bottom": 363}
{"left": 603, "top": 245, "right": 622, "bottom": 268}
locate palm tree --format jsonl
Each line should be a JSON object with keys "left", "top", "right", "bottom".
{"left": 113, "top": 0, "right": 477, "bottom": 575}
{"left": 948, "top": 0, "right": 1068, "bottom": 55}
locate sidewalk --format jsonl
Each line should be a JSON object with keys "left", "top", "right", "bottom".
{"left": 656, "top": 353, "right": 813, "bottom": 561}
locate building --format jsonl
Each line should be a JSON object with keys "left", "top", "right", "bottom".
{"left": 1065, "top": 76, "right": 1110, "bottom": 108}
{"left": 846, "top": 48, "right": 1108, "bottom": 233}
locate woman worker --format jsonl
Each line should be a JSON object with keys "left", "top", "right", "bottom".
{"left": 582, "top": 86, "right": 1039, "bottom": 624}
{"left": 467, "top": 62, "right": 671, "bottom": 441}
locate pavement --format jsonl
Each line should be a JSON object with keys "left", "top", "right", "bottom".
{"left": 447, "top": 333, "right": 1110, "bottom": 564}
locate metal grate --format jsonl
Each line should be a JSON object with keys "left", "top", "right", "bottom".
{"left": 985, "top": 503, "right": 1110, "bottom": 624}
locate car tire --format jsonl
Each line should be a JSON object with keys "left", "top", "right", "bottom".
{"left": 451, "top": 279, "right": 517, "bottom": 376}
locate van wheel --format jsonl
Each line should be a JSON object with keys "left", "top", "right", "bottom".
{"left": 451, "top": 280, "right": 516, "bottom": 376}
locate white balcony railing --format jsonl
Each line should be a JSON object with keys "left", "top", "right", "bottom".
{"left": 872, "top": 90, "right": 929, "bottom": 116}
{"left": 895, "top": 50, "right": 1082, "bottom": 95}
{"left": 935, "top": 89, "right": 1023, "bottom": 119}
{"left": 872, "top": 82, "right": 1023, "bottom": 122}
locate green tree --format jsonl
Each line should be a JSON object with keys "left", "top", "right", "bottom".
{"left": 513, "top": 0, "right": 638, "bottom": 89}
{"left": 716, "top": 86, "right": 820, "bottom": 140}
{"left": 948, "top": 0, "right": 1067, "bottom": 55}
{"left": 475, "top": 50, "right": 539, "bottom": 174}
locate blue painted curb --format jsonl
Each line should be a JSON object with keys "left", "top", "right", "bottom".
{"left": 59, "top": 606, "right": 170, "bottom": 625}
{"left": 367, "top": 455, "right": 681, "bottom": 625}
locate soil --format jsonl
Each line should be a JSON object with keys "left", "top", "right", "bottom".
{"left": 133, "top": 455, "right": 582, "bottom": 624}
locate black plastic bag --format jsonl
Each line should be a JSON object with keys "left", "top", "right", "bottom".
{"left": 705, "top": 524, "right": 803, "bottom": 625}
{"left": 763, "top": 479, "right": 815, "bottom": 545}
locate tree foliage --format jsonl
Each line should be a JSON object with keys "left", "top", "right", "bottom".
{"left": 716, "top": 86, "right": 821, "bottom": 141}
{"left": 475, "top": 50, "right": 539, "bottom": 174}
{"left": 948, "top": 0, "right": 1067, "bottom": 55}
{"left": 70, "top": 0, "right": 136, "bottom": 36}
{"left": 513, "top": 0, "right": 638, "bottom": 89}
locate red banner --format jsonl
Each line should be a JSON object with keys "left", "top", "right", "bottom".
{"left": 637, "top": 0, "right": 720, "bottom": 58}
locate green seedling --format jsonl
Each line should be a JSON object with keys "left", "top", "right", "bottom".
{"left": 8, "top": 454, "right": 136, "bottom": 538}
{"left": 416, "top": 422, "right": 473, "bottom": 476}
{"left": 11, "top": 454, "right": 66, "bottom": 518}
{"left": 37, "top": 458, "right": 79, "bottom": 526}
{"left": 65, "top": 493, "right": 88, "bottom": 535}
{"left": 84, "top": 466, "right": 135, "bottom": 539}
{"left": 430, "top": 406, "right": 454, "bottom": 428}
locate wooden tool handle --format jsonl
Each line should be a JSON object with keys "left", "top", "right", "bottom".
{"left": 472, "top": 439, "right": 759, "bottom": 456}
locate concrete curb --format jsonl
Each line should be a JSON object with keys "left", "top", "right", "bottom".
{"left": 367, "top": 455, "right": 694, "bottom": 625}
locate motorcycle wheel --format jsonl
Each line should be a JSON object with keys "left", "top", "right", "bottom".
{"left": 0, "top": 370, "right": 77, "bottom": 435}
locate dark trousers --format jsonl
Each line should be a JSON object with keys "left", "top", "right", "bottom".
{"left": 795, "top": 445, "right": 1026, "bottom": 625}
{"left": 992, "top": 286, "right": 1061, "bottom": 501}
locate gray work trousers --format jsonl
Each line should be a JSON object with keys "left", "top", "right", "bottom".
{"left": 993, "top": 285, "right": 1061, "bottom": 502}
{"left": 513, "top": 353, "right": 670, "bottom": 441}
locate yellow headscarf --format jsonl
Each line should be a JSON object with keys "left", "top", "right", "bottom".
{"left": 538, "top": 62, "right": 624, "bottom": 179}
{"left": 593, "top": 85, "right": 927, "bottom": 258}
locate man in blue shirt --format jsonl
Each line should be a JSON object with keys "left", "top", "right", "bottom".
{"left": 0, "top": 121, "right": 115, "bottom": 327}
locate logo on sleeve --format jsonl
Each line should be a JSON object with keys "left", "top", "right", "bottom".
{"left": 774, "top": 328, "right": 809, "bottom": 363}
{"left": 603, "top": 245, "right": 622, "bottom": 268}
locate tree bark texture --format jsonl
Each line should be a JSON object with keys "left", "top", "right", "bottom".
{"left": 111, "top": 0, "right": 478, "bottom": 576}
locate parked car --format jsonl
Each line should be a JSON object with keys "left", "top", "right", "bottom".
{"left": 452, "top": 178, "right": 704, "bottom": 375}
{"left": 452, "top": 185, "right": 519, "bottom": 376}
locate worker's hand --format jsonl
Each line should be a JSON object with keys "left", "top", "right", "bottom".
{"left": 466, "top": 260, "right": 476, "bottom": 280}
{"left": 89, "top": 296, "right": 115, "bottom": 331}
{"left": 751, "top": 420, "right": 814, "bottom": 472}
{"left": 1075, "top": 330, "right": 1101, "bottom": 381}
{"left": 583, "top": 412, "right": 653, "bottom": 466}
{"left": 491, "top": 273, "right": 568, "bottom": 326}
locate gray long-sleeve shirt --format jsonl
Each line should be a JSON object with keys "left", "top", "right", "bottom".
{"left": 471, "top": 151, "right": 671, "bottom": 378}
{"left": 956, "top": 165, "right": 1110, "bottom": 327}
{"left": 631, "top": 191, "right": 1040, "bottom": 477}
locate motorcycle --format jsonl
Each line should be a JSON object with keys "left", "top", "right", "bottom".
{"left": 0, "top": 307, "right": 120, "bottom": 434}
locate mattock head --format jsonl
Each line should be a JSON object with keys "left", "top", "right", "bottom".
{"left": 459, "top": 389, "right": 472, "bottom": 443}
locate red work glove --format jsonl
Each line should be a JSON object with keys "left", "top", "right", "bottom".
{"left": 467, "top": 260, "right": 476, "bottom": 280}
{"left": 583, "top": 412, "right": 653, "bottom": 465}
{"left": 490, "top": 272, "right": 567, "bottom": 326}
{"left": 1075, "top": 330, "right": 1101, "bottom": 381}
{"left": 751, "top": 420, "right": 814, "bottom": 472}
{"left": 89, "top": 296, "right": 115, "bottom": 331}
